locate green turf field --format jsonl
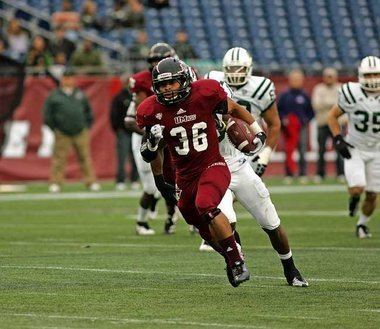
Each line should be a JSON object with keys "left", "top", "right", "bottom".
{"left": 1, "top": 181, "right": 379, "bottom": 329}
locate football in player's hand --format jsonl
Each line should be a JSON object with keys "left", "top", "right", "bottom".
{"left": 226, "top": 117, "right": 256, "bottom": 154}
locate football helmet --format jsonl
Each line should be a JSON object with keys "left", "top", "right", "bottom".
{"left": 152, "top": 57, "right": 191, "bottom": 105}
{"left": 147, "top": 42, "right": 177, "bottom": 70}
{"left": 358, "top": 56, "right": 380, "bottom": 92}
{"left": 222, "top": 47, "right": 253, "bottom": 86}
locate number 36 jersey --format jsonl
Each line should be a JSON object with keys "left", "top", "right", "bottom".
{"left": 136, "top": 79, "right": 228, "bottom": 182}
{"left": 338, "top": 82, "right": 380, "bottom": 150}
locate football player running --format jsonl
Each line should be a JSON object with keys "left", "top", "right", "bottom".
{"left": 203, "top": 47, "right": 308, "bottom": 287}
{"left": 205, "top": 47, "right": 280, "bottom": 176}
{"left": 137, "top": 57, "right": 267, "bottom": 287}
{"left": 125, "top": 43, "right": 178, "bottom": 235}
{"left": 328, "top": 56, "right": 380, "bottom": 238}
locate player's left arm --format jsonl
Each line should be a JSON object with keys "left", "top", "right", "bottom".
{"left": 262, "top": 103, "right": 281, "bottom": 150}
{"left": 251, "top": 103, "right": 281, "bottom": 176}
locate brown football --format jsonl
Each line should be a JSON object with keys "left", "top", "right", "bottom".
{"left": 226, "top": 117, "right": 256, "bottom": 154}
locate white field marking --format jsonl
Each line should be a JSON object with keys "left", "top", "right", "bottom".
{"left": 0, "top": 209, "right": 350, "bottom": 218}
{"left": 1, "top": 313, "right": 269, "bottom": 328}
{"left": 1, "top": 312, "right": 323, "bottom": 323}
{"left": 360, "top": 309, "right": 380, "bottom": 313}
{"left": 6, "top": 241, "right": 380, "bottom": 252}
{"left": 1, "top": 265, "right": 379, "bottom": 285}
{"left": 0, "top": 185, "right": 346, "bottom": 202}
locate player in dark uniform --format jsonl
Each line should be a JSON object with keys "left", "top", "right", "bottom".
{"left": 125, "top": 43, "right": 178, "bottom": 235}
{"left": 137, "top": 58, "right": 267, "bottom": 286}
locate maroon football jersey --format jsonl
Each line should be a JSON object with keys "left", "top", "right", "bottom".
{"left": 137, "top": 79, "right": 228, "bottom": 182}
{"left": 129, "top": 70, "right": 153, "bottom": 96}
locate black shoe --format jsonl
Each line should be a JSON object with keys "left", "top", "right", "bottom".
{"left": 164, "top": 219, "right": 176, "bottom": 234}
{"left": 285, "top": 268, "right": 309, "bottom": 287}
{"left": 225, "top": 266, "right": 239, "bottom": 288}
{"left": 356, "top": 224, "right": 372, "bottom": 238}
{"left": 349, "top": 196, "right": 360, "bottom": 217}
{"left": 229, "top": 261, "right": 250, "bottom": 286}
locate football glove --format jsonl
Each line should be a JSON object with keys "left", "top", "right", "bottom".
{"left": 251, "top": 146, "right": 272, "bottom": 177}
{"left": 154, "top": 174, "right": 177, "bottom": 205}
{"left": 147, "top": 124, "right": 164, "bottom": 151}
{"left": 333, "top": 135, "right": 354, "bottom": 159}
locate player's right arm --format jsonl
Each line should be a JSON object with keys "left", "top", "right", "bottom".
{"left": 327, "top": 104, "right": 344, "bottom": 137}
{"left": 141, "top": 126, "right": 177, "bottom": 204}
{"left": 328, "top": 104, "right": 353, "bottom": 159}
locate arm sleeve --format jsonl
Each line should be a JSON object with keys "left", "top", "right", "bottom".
{"left": 337, "top": 83, "right": 353, "bottom": 112}
{"left": 257, "top": 81, "right": 276, "bottom": 112}
{"left": 206, "top": 80, "right": 228, "bottom": 114}
{"left": 136, "top": 101, "right": 155, "bottom": 129}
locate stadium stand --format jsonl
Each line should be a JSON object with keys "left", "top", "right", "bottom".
{"left": 0, "top": 0, "right": 379, "bottom": 72}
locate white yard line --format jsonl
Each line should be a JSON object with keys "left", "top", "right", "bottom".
{"left": 0, "top": 185, "right": 346, "bottom": 202}
{"left": 0, "top": 312, "right": 270, "bottom": 328}
{"left": 6, "top": 240, "right": 380, "bottom": 252}
{"left": 361, "top": 309, "right": 380, "bottom": 313}
{"left": 1, "top": 265, "right": 379, "bottom": 285}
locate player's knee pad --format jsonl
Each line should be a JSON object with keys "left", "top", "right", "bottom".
{"left": 201, "top": 208, "right": 221, "bottom": 224}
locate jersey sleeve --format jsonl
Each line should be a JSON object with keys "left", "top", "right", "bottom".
{"left": 199, "top": 79, "right": 228, "bottom": 113}
{"left": 129, "top": 73, "right": 151, "bottom": 95}
{"left": 338, "top": 83, "right": 356, "bottom": 112}
{"left": 136, "top": 100, "right": 156, "bottom": 129}
{"left": 253, "top": 78, "right": 276, "bottom": 112}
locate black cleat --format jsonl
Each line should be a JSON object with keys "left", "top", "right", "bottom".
{"left": 349, "top": 196, "right": 360, "bottom": 217}
{"left": 356, "top": 224, "right": 372, "bottom": 238}
{"left": 230, "top": 261, "right": 250, "bottom": 286}
{"left": 225, "top": 266, "right": 239, "bottom": 287}
{"left": 285, "top": 268, "right": 309, "bottom": 287}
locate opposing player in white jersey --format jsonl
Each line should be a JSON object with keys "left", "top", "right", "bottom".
{"left": 205, "top": 47, "right": 280, "bottom": 176}
{"left": 203, "top": 47, "right": 308, "bottom": 287}
{"left": 328, "top": 56, "right": 380, "bottom": 238}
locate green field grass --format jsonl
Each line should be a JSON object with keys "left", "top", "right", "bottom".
{"left": 0, "top": 181, "right": 379, "bottom": 329}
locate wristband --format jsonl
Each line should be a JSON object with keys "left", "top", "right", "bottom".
{"left": 250, "top": 121, "right": 263, "bottom": 134}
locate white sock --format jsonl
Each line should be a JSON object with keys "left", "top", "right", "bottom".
{"left": 278, "top": 250, "right": 292, "bottom": 260}
{"left": 137, "top": 206, "right": 149, "bottom": 223}
{"left": 357, "top": 213, "right": 370, "bottom": 226}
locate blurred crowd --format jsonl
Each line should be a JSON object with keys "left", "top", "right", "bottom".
{"left": 0, "top": 0, "right": 198, "bottom": 75}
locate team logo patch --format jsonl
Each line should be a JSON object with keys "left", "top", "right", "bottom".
{"left": 155, "top": 113, "right": 163, "bottom": 120}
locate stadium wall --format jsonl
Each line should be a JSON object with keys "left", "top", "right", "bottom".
{"left": 0, "top": 75, "right": 354, "bottom": 181}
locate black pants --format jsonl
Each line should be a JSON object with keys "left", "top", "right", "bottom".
{"left": 317, "top": 125, "right": 344, "bottom": 177}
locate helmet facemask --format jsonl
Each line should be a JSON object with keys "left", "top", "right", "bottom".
{"left": 224, "top": 65, "right": 252, "bottom": 86}
{"left": 358, "top": 56, "right": 380, "bottom": 92}
{"left": 222, "top": 47, "right": 253, "bottom": 87}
